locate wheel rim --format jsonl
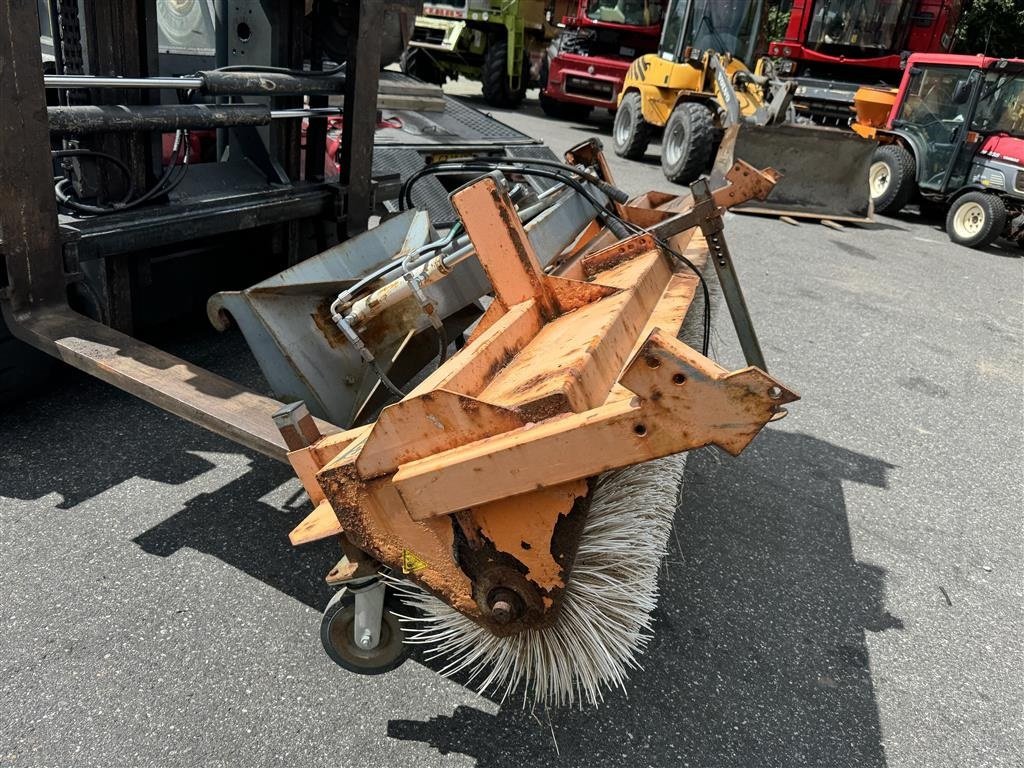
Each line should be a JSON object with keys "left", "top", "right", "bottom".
{"left": 869, "top": 161, "right": 891, "bottom": 199}
{"left": 952, "top": 201, "right": 986, "bottom": 238}
{"left": 613, "top": 107, "right": 631, "bottom": 146}
{"left": 324, "top": 603, "right": 406, "bottom": 671}
{"left": 664, "top": 121, "right": 686, "bottom": 166}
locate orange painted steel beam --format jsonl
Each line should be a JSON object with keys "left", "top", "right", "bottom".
{"left": 290, "top": 153, "right": 795, "bottom": 629}
{"left": 392, "top": 330, "right": 797, "bottom": 520}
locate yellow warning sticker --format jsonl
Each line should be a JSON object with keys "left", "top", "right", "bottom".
{"left": 402, "top": 549, "right": 428, "bottom": 574}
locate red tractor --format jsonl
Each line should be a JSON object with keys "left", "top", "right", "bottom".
{"left": 855, "top": 53, "right": 1024, "bottom": 249}
{"left": 768, "top": 0, "right": 964, "bottom": 124}
{"left": 540, "top": 0, "right": 666, "bottom": 120}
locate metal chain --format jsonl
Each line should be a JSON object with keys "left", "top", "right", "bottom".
{"left": 57, "top": 0, "right": 87, "bottom": 105}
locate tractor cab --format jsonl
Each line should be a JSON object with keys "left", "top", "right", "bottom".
{"left": 858, "top": 53, "right": 1024, "bottom": 249}
{"left": 890, "top": 57, "right": 1024, "bottom": 197}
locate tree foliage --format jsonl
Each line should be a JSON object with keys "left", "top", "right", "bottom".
{"left": 954, "top": 0, "right": 1024, "bottom": 58}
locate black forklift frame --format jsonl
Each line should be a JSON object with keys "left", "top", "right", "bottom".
{"left": 0, "top": 0, "right": 418, "bottom": 459}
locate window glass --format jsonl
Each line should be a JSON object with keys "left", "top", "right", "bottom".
{"left": 806, "top": 0, "right": 912, "bottom": 54}
{"left": 586, "top": 0, "right": 667, "bottom": 26}
{"left": 973, "top": 72, "right": 1024, "bottom": 138}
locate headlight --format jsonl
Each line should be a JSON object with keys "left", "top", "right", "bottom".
{"left": 980, "top": 168, "right": 1006, "bottom": 190}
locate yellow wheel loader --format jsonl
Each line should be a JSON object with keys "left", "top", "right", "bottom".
{"left": 615, "top": 0, "right": 877, "bottom": 222}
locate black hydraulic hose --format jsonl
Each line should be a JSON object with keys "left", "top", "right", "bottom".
{"left": 209, "top": 63, "right": 346, "bottom": 77}
{"left": 51, "top": 148, "right": 136, "bottom": 204}
{"left": 54, "top": 130, "right": 191, "bottom": 215}
{"left": 436, "top": 324, "right": 450, "bottom": 366}
{"left": 400, "top": 159, "right": 628, "bottom": 211}
{"left": 403, "top": 162, "right": 712, "bottom": 356}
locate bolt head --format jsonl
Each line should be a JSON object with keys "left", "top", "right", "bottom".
{"left": 490, "top": 600, "right": 513, "bottom": 625}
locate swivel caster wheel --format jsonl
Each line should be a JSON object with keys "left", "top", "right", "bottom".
{"left": 320, "top": 578, "right": 411, "bottom": 675}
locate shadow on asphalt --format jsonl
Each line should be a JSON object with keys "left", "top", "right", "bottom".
{"left": 0, "top": 328, "right": 340, "bottom": 610}
{"left": 131, "top": 450, "right": 338, "bottom": 611}
{"left": 0, "top": 330, "right": 270, "bottom": 508}
{"left": 388, "top": 430, "right": 902, "bottom": 768}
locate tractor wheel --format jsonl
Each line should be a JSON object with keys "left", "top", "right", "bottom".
{"left": 400, "top": 47, "right": 444, "bottom": 85}
{"left": 612, "top": 91, "right": 650, "bottom": 160}
{"left": 945, "top": 192, "right": 1007, "bottom": 249}
{"left": 320, "top": 583, "right": 411, "bottom": 675}
{"left": 482, "top": 38, "right": 525, "bottom": 108}
{"left": 539, "top": 93, "right": 592, "bottom": 121}
{"left": 660, "top": 102, "right": 715, "bottom": 185}
{"left": 870, "top": 144, "right": 916, "bottom": 215}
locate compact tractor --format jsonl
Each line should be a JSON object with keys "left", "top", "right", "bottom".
{"left": 768, "top": 0, "right": 965, "bottom": 124}
{"left": 539, "top": 0, "right": 666, "bottom": 121}
{"left": 855, "top": 53, "right": 1024, "bottom": 249}
{"left": 402, "top": 1, "right": 573, "bottom": 106}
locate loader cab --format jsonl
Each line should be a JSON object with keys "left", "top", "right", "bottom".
{"left": 658, "top": 0, "right": 764, "bottom": 64}
{"left": 892, "top": 59, "right": 1024, "bottom": 196}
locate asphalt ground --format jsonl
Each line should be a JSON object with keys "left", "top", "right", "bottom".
{"left": 1, "top": 83, "right": 1022, "bottom": 768}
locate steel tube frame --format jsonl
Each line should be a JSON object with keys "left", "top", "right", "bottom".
{"left": 45, "top": 75, "right": 205, "bottom": 89}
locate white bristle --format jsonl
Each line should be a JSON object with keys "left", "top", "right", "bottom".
{"left": 388, "top": 256, "right": 714, "bottom": 707}
{"left": 388, "top": 452, "right": 687, "bottom": 708}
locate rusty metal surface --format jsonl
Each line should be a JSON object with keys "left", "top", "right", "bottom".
{"left": 7, "top": 305, "right": 338, "bottom": 463}
{"left": 728, "top": 123, "right": 877, "bottom": 222}
{"left": 303, "top": 171, "right": 798, "bottom": 632}
{"left": 392, "top": 331, "right": 798, "bottom": 519}
{"left": 208, "top": 210, "right": 436, "bottom": 426}
{"left": 0, "top": 0, "right": 66, "bottom": 313}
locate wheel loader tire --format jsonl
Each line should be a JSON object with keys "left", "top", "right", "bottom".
{"left": 661, "top": 102, "right": 715, "bottom": 185}
{"left": 0, "top": 313, "right": 57, "bottom": 408}
{"left": 612, "top": 91, "right": 650, "bottom": 160}
{"left": 945, "top": 192, "right": 1007, "bottom": 249}
{"left": 539, "top": 93, "right": 592, "bottom": 121}
{"left": 870, "top": 144, "right": 916, "bottom": 215}
{"left": 482, "top": 39, "right": 525, "bottom": 108}
{"left": 400, "top": 48, "right": 443, "bottom": 85}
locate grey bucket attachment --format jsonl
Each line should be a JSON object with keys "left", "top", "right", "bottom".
{"left": 208, "top": 185, "right": 599, "bottom": 428}
{"left": 717, "top": 123, "right": 877, "bottom": 223}
{"left": 208, "top": 211, "right": 442, "bottom": 427}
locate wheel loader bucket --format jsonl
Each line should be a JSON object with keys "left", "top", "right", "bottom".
{"left": 715, "top": 123, "right": 877, "bottom": 222}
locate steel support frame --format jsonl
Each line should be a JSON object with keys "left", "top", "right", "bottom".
{"left": 338, "top": 0, "right": 382, "bottom": 237}
{"left": 0, "top": 0, "right": 341, "bottom": 461}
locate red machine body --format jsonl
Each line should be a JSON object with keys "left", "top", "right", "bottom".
{"left": 540, "top": 0, "right": 665, "bottom": 118}
{"left": 768, "top": 0, "right": 964, "bottom": 123}
{"left": 863, "top": 53, "right": 1024, "bottom": 248}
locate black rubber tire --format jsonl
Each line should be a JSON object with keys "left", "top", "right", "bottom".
{"left": 0, "top": 313, "right": 57, "bottom": 408}
{"left": 945, "top": 191, "right": 1008, "bottom": 249}
{"left": 320, "top": 585, "right": 411, "bottom": 675}
{"left": 481, "top": 38, "right": 525, "bottom": 108}
{"left": 539, "top": 92, "right": 592, "bottom": 121}
{"left": 612, "top": 91, "right": 650, "bottom": 160}
{"left": 870, "top": 144, "right": 917, "bottom": 216}
{"left": 400, "top": 47, "right": 444, "bottom": 85}
{"left": 660, "top": 102, "right": 715, "bottom": 185}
